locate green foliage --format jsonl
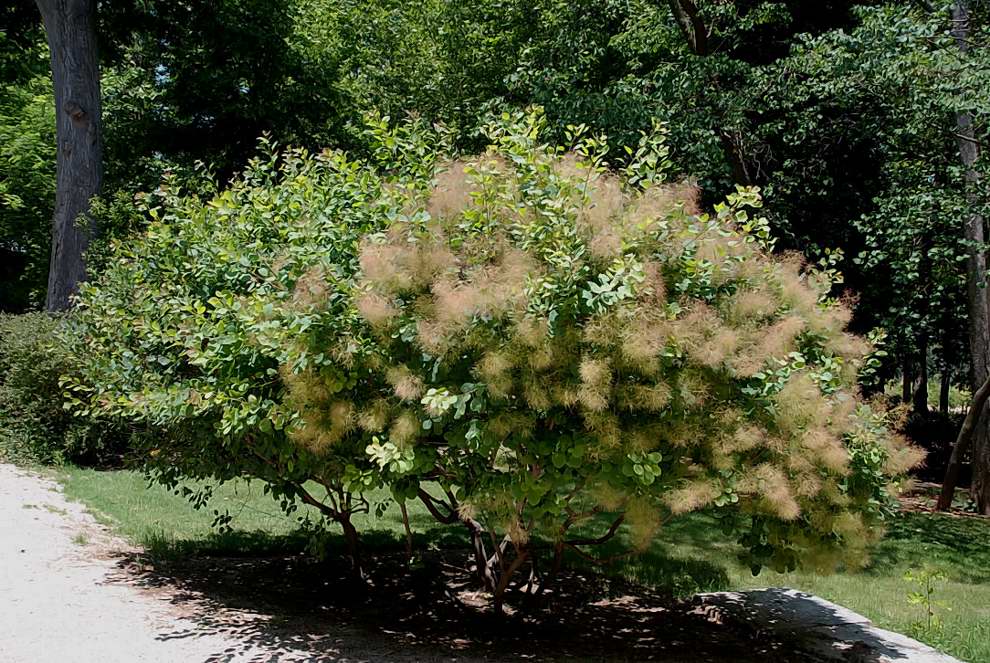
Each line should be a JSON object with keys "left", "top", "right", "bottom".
{"left": 904, "top": 566, "right": 950, "bottom": 637}
{"left": 4, "top": 0, "right": 987, "bottom": 394}
{"left": 98, "top": 0, "right": 353, "bottom": 170}
{"left": 0, "top": 70, "right": 54, "bottom": 310}
{"left": 386, "top": 0, "right": 985, "bottom": 395}
{"left": 1, "top": 1, "right": 372, "bottom": 310}
{"left": 63, "top": 127, "right": 447, "bottom": 536}
{"left": 71, "top": 110, "right": 921, "bottom": 591}
{"left": 0, "top": 28, "right": 189, "bottom": 311}
{"left": 0, "top": 313, "right": 131, "bottom": 465}
{"left": 799, "top": 3, "right": 980, "bottom": 388}
{"left": 323, "top": 0, "right": 985, "bottom": 400}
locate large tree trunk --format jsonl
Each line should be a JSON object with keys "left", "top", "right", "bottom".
{"left": 36, "top": 0, "right": 101, "bottom": 312}
{"left": 950, "top": 0, "right": 990, "bottom": 514}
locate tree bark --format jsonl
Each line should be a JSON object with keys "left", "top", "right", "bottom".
{"left": 940, "top": 366, "right": 951, "bottom": 416}
{"left": 667, "top": 0, "right": 708, "bottom": 55}
{"left": 36, "top": 0, "right": 101, "bottom": 311}
{"left": 399, "top": 501, "right": 413, "bottom": 559}
{"left": 464, "top": 518, "right": 498, "bottom": 593}
{"left": 491, "top": 545, "right": 530, "bottom": 616}
{"left": 664, "top": 1, "right": 752, "bottom": 186}
{"left": 950, "top": 0, "right": 990, "bottom": 514}
{"left": 340, "top": 515, "right": 363, "bottom": 575}
{"left": 938, "top": 375, "right": 990, "bottom": 510}
{"left": 913, "top": 336, "right": 930, "bottom": 415}
{"left": 902, "top": 360, "right": 915, "bottom": 404}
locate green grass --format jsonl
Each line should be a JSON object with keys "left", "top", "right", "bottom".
{"left": 55, "top": 466, "right": 990, "bottom": 662}
{"left": 648, "top": 511, "right": 990, "bottom": 662}
{"left": 54, "top": 467, "right": 466, "bottom": 561}
{"left": 56, "top": 467, "right": 335, "bottom": 560}
{"left": 883, "top": 378, "right": 972, "bottom": 410}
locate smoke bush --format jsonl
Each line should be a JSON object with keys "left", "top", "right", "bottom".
{"left": 69, "top": 109, "right": 920, "bottom": 606}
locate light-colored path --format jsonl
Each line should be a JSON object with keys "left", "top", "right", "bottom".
{"left": 696, "top": 589, "right": 963, "bottom": 663}
{"left": 0, "top": 463, "right": 276, "bottom": 663}
{"left": 0, "top": 464, "right": 472, "bottom": 663}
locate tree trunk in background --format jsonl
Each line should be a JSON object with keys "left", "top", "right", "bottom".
{"left": 939, "top": 320, "right": 953, "bottom": 416}
{"left": 902, "top": 361, "right": 914, "bottom": 404}
{"left": 666, "top": 0, "right": 708, "bottom": 55}
{"left": 665, "top": 0, "right": 752, "bottom": 185}
{"left": 940, "top": 367, "right": 951, "bottom": 416}
{"left": 938, "top": 376, "right": 990, "bottom": 510}
{"left": 913, "top": 338, "right": 929, "bottom": 415}
{"left": 36, "top": 0, "right": 101, "bottom": 311}
{"left": 950, "top": 0, "right": 990, "bottom": 514}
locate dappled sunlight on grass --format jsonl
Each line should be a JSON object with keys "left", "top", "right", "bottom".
{"left": 55, "top": 467, "right": 990, "bottom": 662}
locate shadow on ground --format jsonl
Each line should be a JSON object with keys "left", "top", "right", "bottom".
{"left": 100, "top": 530, "right": 921, "bottom": 663}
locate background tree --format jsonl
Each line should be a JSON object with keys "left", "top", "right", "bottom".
{"left": 35, "top": 0, "right": 101, "bottom": 311}
{"left": 0, "top": 8, "right": 54, "bottom": 310}
{"left": 944, "top": 0, "right": 990, "bottom": 512}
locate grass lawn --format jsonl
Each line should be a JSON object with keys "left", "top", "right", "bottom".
{"left": 55, "top": 466, "right": 990, "bottom": 662}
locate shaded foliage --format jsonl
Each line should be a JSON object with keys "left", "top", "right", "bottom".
{"left": 0, "top": 312, "right": 133, "bottom": 464}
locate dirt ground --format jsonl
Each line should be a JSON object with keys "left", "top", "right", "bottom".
{"left": 0, "top": 463, "right": 918, "bottom": 662}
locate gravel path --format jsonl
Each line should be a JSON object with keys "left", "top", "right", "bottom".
{"left": 0, "top": 463, "right": 285, "bottom": 663}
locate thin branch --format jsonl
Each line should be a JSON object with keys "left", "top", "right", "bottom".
{"left": 489, "top": 530, "right": 507, "bottom": 573}
{"left": 417, "top": 488, "right": 458, "bottom": 524}
{"left": 353, "top": 494, "right": 370, "bottom": 515}
{"left": 953, "top": 131, "right": 986, "bottom": 148}
{"left": 241, "top": 439, "right": 343, "bottom": 519}
{"left": 565, "top": 515, "right": 625, "bottom": 547}
{"left": 486, "top": 535, "right": 511, "bottom": 571}
{"left": 442, "top": 485, "right": 460, "bottom": 508}
{"left": 563, "top": 506, "right": 603, "bottom": 529}
{"left": 296, "top": 482, "right": 342, "bottom": 520}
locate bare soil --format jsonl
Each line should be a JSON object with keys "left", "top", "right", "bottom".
{"left": 898, "top": 481, "right": 990, "bottom": 520}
